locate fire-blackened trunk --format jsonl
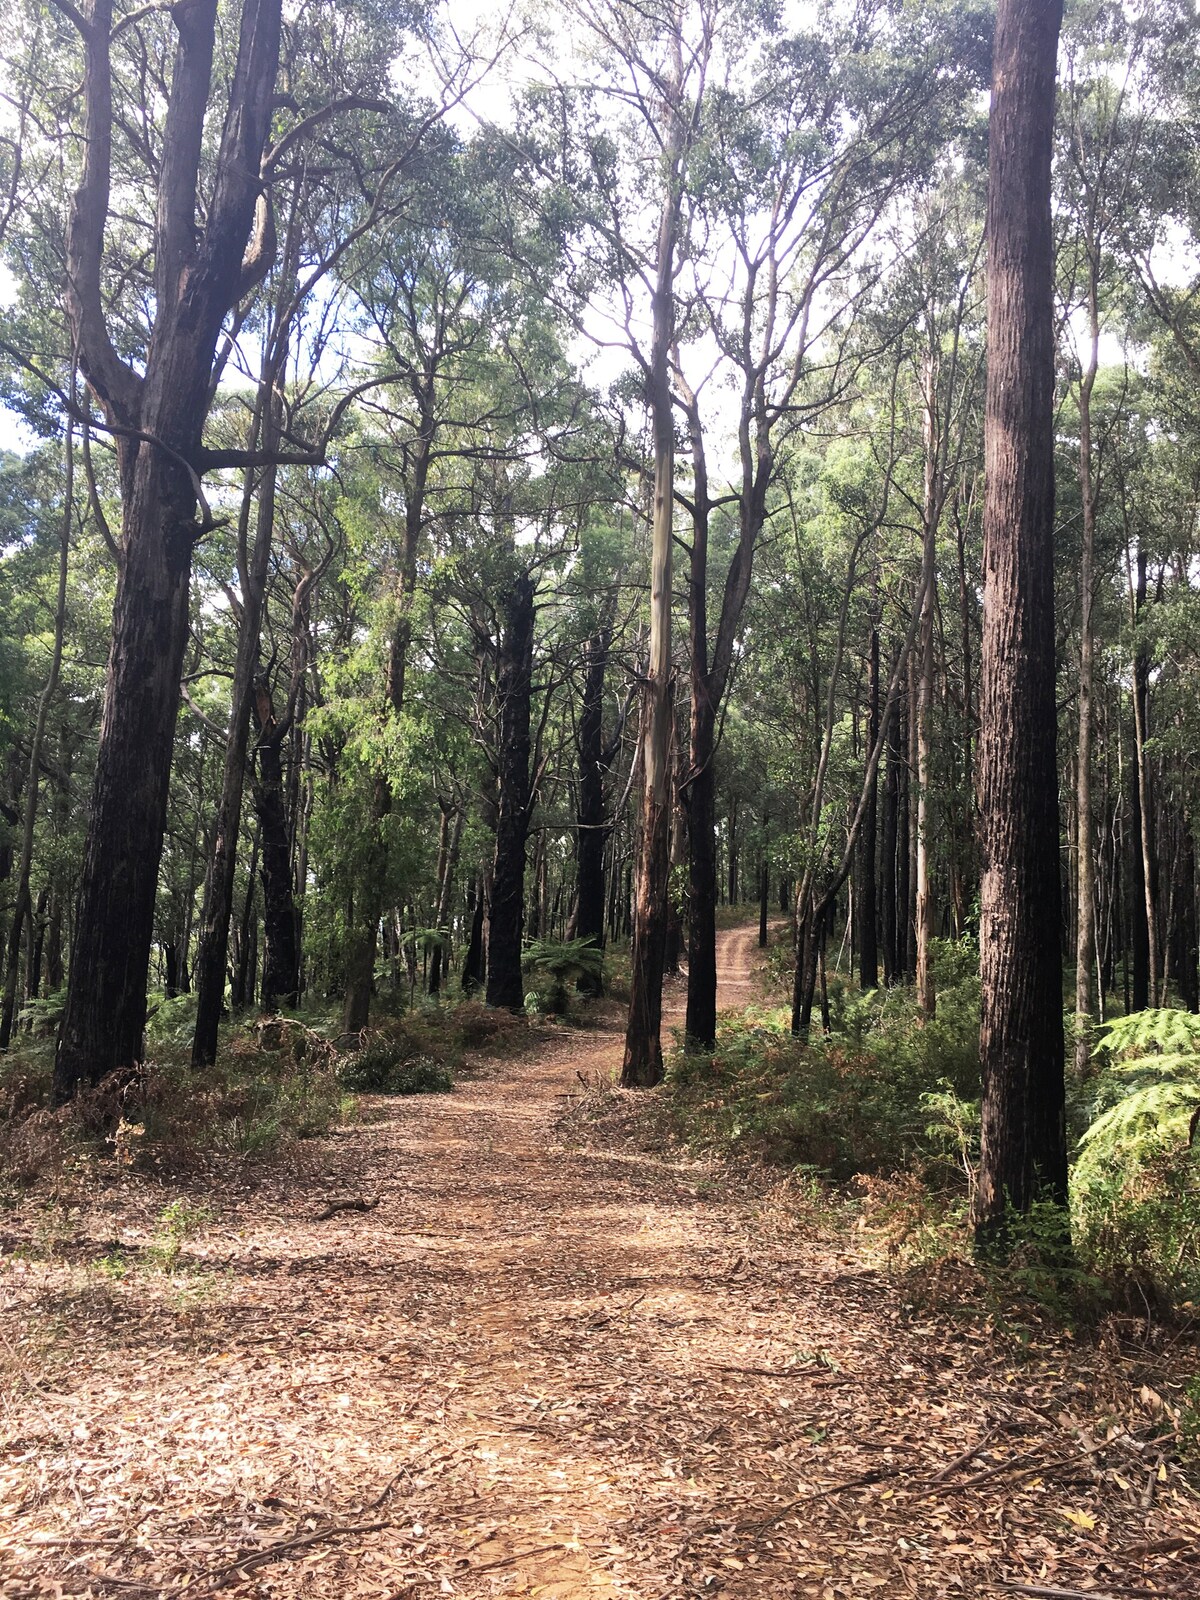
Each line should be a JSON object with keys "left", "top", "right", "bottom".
{"left": 974, "top": 0, "right": 1068, "bottom": 1244}
{"left": 486, "top": 571, "right": 536, "bottom": 1011}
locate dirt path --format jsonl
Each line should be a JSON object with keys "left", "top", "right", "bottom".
{"left": 2, "top": 929, "right": 1196, "bottom": 1598}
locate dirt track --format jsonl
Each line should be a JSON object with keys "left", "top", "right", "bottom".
{"left": 2, "top": 927, "right": 1195, "bottom": 1598}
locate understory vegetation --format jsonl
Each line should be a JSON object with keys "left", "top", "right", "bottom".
{"left": 651, "top": 937, "right": 1200, "bottom": 1314}
{"left": 0, "top": 993, "right": 540, "bottom": 1191}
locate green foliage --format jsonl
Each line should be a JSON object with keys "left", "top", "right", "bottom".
{"left": 143, "top": 1199, "right": 213, "bottom": 1272}
{"left": 522, "top": 937, "right": 604, "bottom": 1014}
{"left": 1071, "top": 1009, "right": 1200, "bottom": 1303}
{"left": 340, "top": 1041, "right": 454, "bottom": 1095}
{"left": 17, "top": 987, "right": 67, "bottom": 1037}
{"left": 665, "top": 942, "right": 982, "bottom": 1177}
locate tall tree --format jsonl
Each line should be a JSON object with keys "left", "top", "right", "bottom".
{"left": 973, "top": 0, "right": 1068, "bottom": 1244}
{"left": 52, "top": 0, "right": 285, "bottom": 1098}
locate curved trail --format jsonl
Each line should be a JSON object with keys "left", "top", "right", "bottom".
{"left": 4, "top": 928, "right": 1191, "bottom": 1597}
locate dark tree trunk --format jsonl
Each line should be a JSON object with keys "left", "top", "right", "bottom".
{"left": 575, "top": 618, "right": 613, "bottom": 993}
{"left": 54, "top": 0, "right": 284, "bottom": 1100}
{"left": 664, "top": 733, "right": 686, "bottom": 976}
{"left": 486, "top": 571, "right": 535, "bottom": 1011}
{"left": 727, "top": 797, "right": 739, "bottom": 907}
{"left": 1169, "top": 816, "right": 1198, "bottom": 1012}
{"left": 253, "top": 681, "right": 299, "bottom": 1012}
{"left": 230, "top": 829, "right": 259, "bottom": 1009}
{"left": 974, "top": 0, "right": 1068, "bottom": 1246}
{"left": 896, "top": 698, "right": 912, "bottom": 979}
{"left": 55, "top": 475, "right": 197, "bottom": 1094}
{"left": 882, "top": 702, "right": 901, "bottom": 984}
{"left": 857, "top": 622, "right": 881, "bottom": 989}
{"left": 164, "top": 942, "right": 180, "bottom": 1000}
{"left": 462, "top": 873, "right": 487, "bottom": 995}
{"left": 685, "top": 700, "right": 718, "bottom": 1047}
{"left": 758, "top": 837, "right": 769, "bottom": 950}
{"left": 27, "top": 886, "right": 49, "bottom": 1010}
{"left": 904, "top": 655, "right": 918, "bottom": 980}
{"left": 1128, "top": 733, "right": 1150, "bottom": 1011}
{"left": 428, "top": 804, "right": 463, "bottom": 996}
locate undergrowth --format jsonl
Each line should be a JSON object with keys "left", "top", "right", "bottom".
{"left": 0, "top": 995, "right": 531, "bottom": 1189}
{"left": 658, "top": 938, "right": 1200, "bottom": 1316}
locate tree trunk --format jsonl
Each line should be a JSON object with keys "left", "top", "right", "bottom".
{"left": 974, "top": 0, "right": 1067, "bottom": 1247}
{"left": 1074, "top": 274, "right": 1100, "bottom": 1073}
{"left": 575, "top": 620, "right": 611, "bottom": 989}
{"left": 55, "top": 0, "right": 284, "bottom": 1100}
{"left": 896, "top": 693, "right": 911, "bottom": 979}
{"left": 684, "top": 701, "right": 718, "bottom": 1047}
{"left": 915, "top": 362, "right": 938, "bottom": 1017}
{"left": 462, "top": 872, "right": 486, "bottom": 995}
{"left": 758, "top": 826, "right": 770, "bottom": 950}
{"left": 254, "top": 710, "right": 299, "bottom": 1011}
{"left": 882, "top": 698, "right": 900, "bottom": 984}
{"left": 857, "top": 621, "right": 880, "bottom": 989}
{"left": 727, "top": 796, "right": 739, "bottom": 907}
{"left": 486, "top": 570, "right": 535, "bottom": 1011}
{"left": 1128, "top": 546, "right": 1159, "bottom": 1008}
{"left": 231, "top": 827, "right": 259, "bottom": 1009}
{"left": 1, "top": 406, "right": 72, "bottom": 1050}
{"left": 428, "top": 804, "right": 464, "bottom": 996}
{"left": 622, "top": 32, "right": 683, "bottom": 1087}
{"left": 193, "top": 335, "right": 289, "bottom": 1063}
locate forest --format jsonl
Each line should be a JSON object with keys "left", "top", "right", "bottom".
{"left": 1, "top": 0, "right": 1199, "bottom": 1593}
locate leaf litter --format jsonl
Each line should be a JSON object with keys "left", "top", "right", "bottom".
{"left": 1, "top": 926, "right": 1197, "bottom": 1598}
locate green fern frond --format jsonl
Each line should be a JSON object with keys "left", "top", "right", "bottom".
{"left": 1098, "top": 1008, "right": 1200, "bottom": 1061}
{"left": 522, "top": 937, "right": 603, "bottom": 984}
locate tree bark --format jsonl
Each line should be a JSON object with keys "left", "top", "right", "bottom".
{"left": 622, "top": 27, "right": 685, "bottom": 1086}
{"left": 915, "top": 356, "right": 938, "bottom": 1017}
{"left": 1074, "top": 268, "right": 1100, "bottom": 1072}
{"left": 428, "top": 803, "right": 464, "bottom": 996}
{"left": 1, "top": 403, "right": 73, "bottom": 1049}
{"left": 1128, "top": 546, "right": 1158, "bottom": 1008}
{"left": 575, "top": 607, "right": 616, "bottom": 992}
{"left": 253, "top": 676, "right": 299, "bottom": 1012}
{"left": 55, "top": 0, "right": 284, "bottom": 1100}
{"left": 486, "top": 570, "right": 536, "bottom": 1011}
{"left": 974, "top": 0, "right": 1068, "bottom": 1246}
{"left": 857, "top": 621, "right": 880, "bottom": 989}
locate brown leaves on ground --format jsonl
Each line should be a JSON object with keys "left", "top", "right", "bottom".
{"left": 2, "top": 929, "right": 1198, "bottom": 1598}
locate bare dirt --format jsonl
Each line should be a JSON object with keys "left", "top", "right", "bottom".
{"left": 1, "top": 928, "right": 1197, "bottom": 1598}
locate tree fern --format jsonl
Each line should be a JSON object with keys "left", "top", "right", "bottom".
{"left": 1079, "top": 1010, "right": 1200, "bottom": 1163}
{"left": 1072, "top": 1008, "right": 1200, "bottom": 1299}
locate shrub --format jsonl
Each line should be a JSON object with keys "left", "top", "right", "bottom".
{"left": 665, "top": 940, "right": 983, "bottom": 1179}
{"left": 339, "top": 1041, "right": 453, "bottom": 1095}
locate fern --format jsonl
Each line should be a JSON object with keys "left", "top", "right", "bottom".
{"left": 1072, "top": 1008, "right": 1200, "bottom": 1300}
{"left": 522, "top": 938, "right": 603, "bottom": 1013}
{"left": 1097, "top": 1008, "right": 1200, "bottom": 1062}
{"left": 17, "top": 987, "right": 68, "bottom": 1036}
{"left": 1080, "top": 1009, "right": 1200, "bottom": 1158}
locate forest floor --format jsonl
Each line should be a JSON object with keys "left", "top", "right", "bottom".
{"left": 2, "top": 927, "right": 1198, "bottom": 1599}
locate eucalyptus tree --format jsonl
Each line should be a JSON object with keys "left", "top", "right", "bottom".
{"left": 974, "top": 0, "right": 1068, "bottom": 1247}
{"left": 0, "top": 0, "right": 441, "bottom": 1097}
{"left": 1056, "top": 8, "right": 1143, "bottom": 1066}
{"left": 332, "top": 143, "right": 594, "bottom": 1026}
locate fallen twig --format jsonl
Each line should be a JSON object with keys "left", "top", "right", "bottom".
{"left": 992, "top": 1584, "right": 1150, "bottom": 1600}
{"left": 587, "top": 1291, "right": 646, "bottom": 1328}
{"left": 737, "top": 1466, "right": 901, "bottom": 1532}
{"left": 468, "top": 1542, "right": 563, "bottom": 1575}
{"left": 192, "top": 1518, "right": 393, "bottom": 1593}
{"left": 314, "top": 1195, "right": 379, "bottom": 1222}
{"left": 918, "top": 1422, "right": 1005, "bottom": 1485}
